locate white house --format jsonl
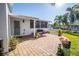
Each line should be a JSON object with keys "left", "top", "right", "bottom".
{"left": 0, "top": 3, "right": 49, "bottom": 53}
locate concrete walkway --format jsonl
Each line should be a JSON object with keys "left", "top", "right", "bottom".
{"left": 8, "top": 34, "right": 61, "bottom": 56}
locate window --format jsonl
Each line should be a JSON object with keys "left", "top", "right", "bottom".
{"left": 30, "top": 20, "right": 34, "bottom": 28}
{"left": 23, "top": 20, "right": 25, "bottom": 23}
{"left": 0, "top": 40, "right": 3, "bottom": 48}
{"left": 41, "top": 21, "right": 45, "bottom": 28}
{"left": 45, "top": 22, "right": 48, "bottom": 28}
{"left": 36, "top": 21, "right": 40, "bottom": 28}
{"left": 41, "top": 21, "right": 48, "bottom": 28}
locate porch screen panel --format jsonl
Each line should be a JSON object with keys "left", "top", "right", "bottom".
{"left": 30, "top": 20, "right": 34, "bottom": 28}
{"left": 45, "top": 22, "right": 48, "bottom": 28}
{"left": 41, "top": 21, "right": 48, "bottom": 28}
{"left": 41, "top": 21, "right": 45, "bottom": 28}
{"left": 36, "top": 21, "right": 40, "bottom": 28}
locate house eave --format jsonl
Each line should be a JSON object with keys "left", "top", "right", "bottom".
{"left": 8, "top": 13, "right": 50, "bottom": 22}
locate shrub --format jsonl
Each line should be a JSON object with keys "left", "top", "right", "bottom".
{"left": 35, "top": 32, "right": 40, "bottom": 39}
{"left": 63, "top": 30, "right": 79, "bottom": 36}
{"left": 9, "top": 36, "right": 18, "bottom": 51}
{"left": 46, "top": 31, "right": 50, "bottom": 34}
{"left": 58, "top": 29, "right": 63, "bottom": 36}
{"left": 56, "top": 44, "right": 64, "bottom": 56}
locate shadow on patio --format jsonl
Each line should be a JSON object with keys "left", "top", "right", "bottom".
{"left": 8, "top": 34, "right": 61, "bottom": 56}
{"left": 16, "top": 34, "right": 47, "bottom": 43}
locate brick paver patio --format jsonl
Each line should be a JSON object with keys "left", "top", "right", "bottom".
{"left": 8, "top": 34, "right": 61, "bottom": 56}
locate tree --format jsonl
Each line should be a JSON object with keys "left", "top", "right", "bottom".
{"left": 62, "top": 13, "right": 69, "bottom": 29}
{"left": 53, "top": 4, "right": 79, "bottom": 30}
{"left": 54, "top": 15, "right": 64, "bottom": 29}
{"left": 66, "top": 7, "right": 76, "bottom": 30}
{"left": 53, "top": 21, "right": 59, "bottom": 28}
{"left": 66, "top": 4, "right": 79, "bottom": 30}
{"left": 72, "top": 4, "right": 79, "bottom": 21}
{"left": 66, "top": 4, "right": 79, "bottom": 24}
{"left": 66, "top": 7, "right": 74, "bottom": 24}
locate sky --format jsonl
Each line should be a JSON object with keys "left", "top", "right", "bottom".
{"left": 12, "top": 3, "right": 76, "bottom": 23}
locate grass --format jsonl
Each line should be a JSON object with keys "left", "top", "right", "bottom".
{"left": 49, "top": 30, "right": 58, "bottom": 34}
{"left": 63, "top": 33, "right": 79, "bottom": 56}
{"left": 49, "top": 30, "right": 79, "bottom": 56}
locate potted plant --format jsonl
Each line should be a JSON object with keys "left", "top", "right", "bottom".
{"left": 9, "top": 36, "right": 18, "bottom": 51}
{"left": 35, "top": 32, "right": 40, "bottom": 39}
{"left": 58, "top": 29, "right": 63, "bottom": 36}
{"left": 56, "top": 44, "right": 64, "bottom": 56}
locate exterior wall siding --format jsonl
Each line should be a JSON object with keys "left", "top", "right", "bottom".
{"left": 20, "top": 19, "right": 31, "bottom": 36}
{"left": 10, "top": 17, "right": 49, "bottom": 36}
{"left": 0, "top": 3, "right": 9, "bottom": 52}
{"left": 0, "top": 3, "right": 49, "bottom": 53}
{"left": 10, "top": 18, "right": 32, "bottom": 36}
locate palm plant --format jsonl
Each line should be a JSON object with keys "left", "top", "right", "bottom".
{"left": 73, "top": 4, "right": 79, "bottom": 9}
{"left": 75, "top": 11, "right": 79, "bottom": 20}
{"left": 53, "top": 21, "right": 59, "bottom": 28}
{"left": 54, "top": 4, "right": 79, "bottom": 30}
{"left": 73, "top": 4, "right": 79, "bottom": 21}
{"left": 54, "top": 15, "right": 64, "bottom": 29}
{"left": 62, "top": 13, "right": 69, "bottom": 29}
{"left": 66, "top": 4, "right": 79, "bottom": 30}
{"left": 66, "top": 7, "right": 75, "bottom": 30}
{"left": 66, "top": 7, "right": 74, "bottom": 24}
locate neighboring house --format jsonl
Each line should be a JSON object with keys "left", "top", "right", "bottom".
{"left": 0, "top": 3, "right": 49, "bottom": 53}
{"left": 71, "top": 20, "right": 79, "bottom": 31}
{"left": 71, "top": 7, "right": 79, "bottom": 31}
{"left": 71, "top": 25, "right": 79, "bottom": 31}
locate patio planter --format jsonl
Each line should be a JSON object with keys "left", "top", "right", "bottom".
{"left": 58, "top": 29, "right": 63, "bottom": 36}
{"left": 56, "top": 44, "right": 64, "bottom": 56}
{"left": 9, "top": 36, "right": 17, "bottom": 51}
{"left": 9, "top": 44, "right": 16, "bottom": 51}
{"left": 62, "top": 41, "right": 71, "bottom": 49}
{"left": 59, "top": 36, "right": 71, "bottom": 49}
{"left": 35, "top": 32, "right": 41, "bottom": 39}
{"left": 59, "top": 36, "right": 71, "bottom": 56}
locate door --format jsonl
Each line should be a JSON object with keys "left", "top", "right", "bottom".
{"left": 14, "top": 21, "right": 20, "bottom": 35}
{"left": 0, "top": 40, "right": 3, "bottom": 55}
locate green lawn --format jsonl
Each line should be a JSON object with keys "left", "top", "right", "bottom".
{"left": 49, "top": 30, "right": 79, "bottom": 55}
{"left": 49, "top": 30, "right": 58, "bottom": 35}
{"left": 63, "top": 33, "right": 79, "bottom": 56}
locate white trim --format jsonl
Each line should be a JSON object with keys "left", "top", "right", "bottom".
{"left": 34, "top": 20, "right": 36, "bottom": 37}
{"left": 9, "top": 13, "right": 50, "bottom": 22}
{"left": 6, "top": 4, "right": 9, "bottom": 39}
{"left": 5, "top": 4, "right": 9, "bottom": 52}
{"left": 0, "top": 38, "right": 2, "bottom": 40}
